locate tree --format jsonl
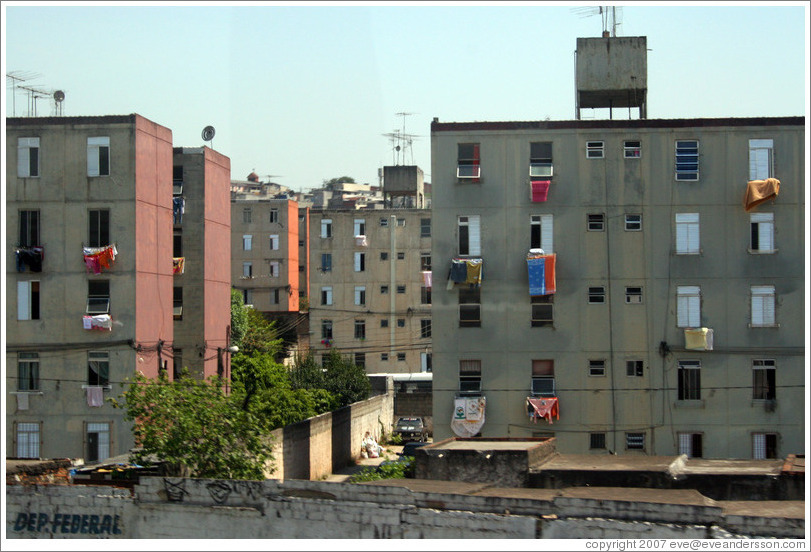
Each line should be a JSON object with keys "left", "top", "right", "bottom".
{"left": 320, "top": 349, "right": 372, "bottom": 407}
{"left": 230, "top": 288, "right": 248, "bottom": 349}
{"left": 112, "top": 371, "right": 274, "bottom": 480}
{"left": 322, "top": 176, "right": 355, "bottom": 190}
{"left": 240, "top": 308, "right": 284, "bottom": 357}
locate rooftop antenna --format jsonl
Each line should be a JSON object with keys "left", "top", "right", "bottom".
{"left": 6, "top": 71, "right": 41, "bottom": 116}
{"left": 201, "top": 125, "right": 215, "bottom": 149}
{"left": 53, "top": 90, "right": 65, "bottom": 116}
{"left": 18, "top": 84, "right": 51, "bottom": 117}
{"left": 572, "top": 5, "right": 622, "bottom": 37}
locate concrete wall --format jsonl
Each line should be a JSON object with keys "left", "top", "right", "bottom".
{"left": 7, "top": 477, "right": 802, "bottom": 539}
{"left": 268, "top": 390, "right": 395, "bottom": 481}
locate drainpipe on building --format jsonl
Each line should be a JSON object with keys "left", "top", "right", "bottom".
{"left": 390, "top": 215, "right": 397, "bottom": 358}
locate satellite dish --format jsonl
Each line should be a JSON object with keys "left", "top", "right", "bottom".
{"left": 201, "top": 126, "right": 216, "bottom": 141}
{"left": 53, "top": 90, "right": 65, "bottom": 102}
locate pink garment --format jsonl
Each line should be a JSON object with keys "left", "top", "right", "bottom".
{"left": 531, "top": 180, "right": 551, "bottom": 202}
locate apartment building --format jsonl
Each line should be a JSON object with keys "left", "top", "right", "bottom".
{"left": 308, "top": 209, "right": 433, "bottom": 374}
{"left": 6, "top": 115, "right": 174, "bottom": 461}
{"left": 430, "top": 115, "right": 805, "bottom": 459}
{"left": 6, "top": 115, "right": 232, "bottom": 462}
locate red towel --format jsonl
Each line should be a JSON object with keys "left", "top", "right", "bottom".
{"left": 531, "top": 180, "right": 551, "bottom": 202}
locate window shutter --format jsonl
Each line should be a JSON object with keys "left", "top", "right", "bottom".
{"left": 751, "top": 213, "right": 774, "bottom": 250}
{"left": 17, "top": 281, "right": 30, "bottom": 320}
{"left": 677, "top": 286, "right": 700, "bottom": 327}
{"left": 751, "top": 286, "right": 775, "bottom": 325}
{"left": 467, "top": 215, "right": 481, "bottom": 256}
{"left": 676, "top": 213, "right": 699, "bottom": 253}
{"left": 749, "top": 140, "right": 773, "bottom": 180}
{"left": 354, "top": 252, "right": 362, "bottom": 272}
{"left": 17, "top": 138, "right": 33, "bottom": 177}
{"left": 540, "top": 215, "right": 554, "bottom": 253}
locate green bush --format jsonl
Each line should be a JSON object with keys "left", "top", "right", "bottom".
{"left": 348, "top": 457, "right": 414, "bottom": 483}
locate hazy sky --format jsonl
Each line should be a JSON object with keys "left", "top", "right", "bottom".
{"left": 3, "top": 2, "right": 808, "bottom": 191}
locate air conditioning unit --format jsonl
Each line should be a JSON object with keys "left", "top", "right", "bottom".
{"left": 530, "top": 163, "right": 553, "bottom": 178}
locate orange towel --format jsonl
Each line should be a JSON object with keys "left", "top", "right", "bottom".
{"left": 744, "top": 178, "right": 780, "bottom": 212}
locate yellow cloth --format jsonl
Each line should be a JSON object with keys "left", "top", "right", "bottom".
{"left": 744, "top": 178, "right": 780, "bottom": 212}
{"left": 465, "top": 259, "right": 482, "bottom": 285}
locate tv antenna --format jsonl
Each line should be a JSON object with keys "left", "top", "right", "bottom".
{"left": 53, "top": 90, "right": 65, "bottom": 116}
{"left": 572, "top": 5, "right": 623, "bottom": 37}
{"left": 18, "top": 84, "right": 52, "bottom": 117}
{"left": 6, "top": 71, "right": 41, "bottom": 116}
{"left": 382, "top": 111, "right": 421, "bottom": 165}
{"left": 201, "top": 125, "right": 215, "bottom": 149}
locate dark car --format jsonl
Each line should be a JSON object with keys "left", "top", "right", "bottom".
{"left": 399, "top": 441, "right": 428, "bottom": 458}
{"left": 393, "top": 417, "right": 427, "bottom": 442}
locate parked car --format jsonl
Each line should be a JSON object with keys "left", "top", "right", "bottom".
{"left": 393, "top": 417, "right": 427, "bottom": 442}
{"left": 398, "top": 441, "right": 428, "bottom": 458}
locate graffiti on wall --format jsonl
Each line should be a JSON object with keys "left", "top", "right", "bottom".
{"left": 12, "top": 512, "right": 123, "bottom": 535}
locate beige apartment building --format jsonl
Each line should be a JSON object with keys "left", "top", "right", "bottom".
{"left": 430, "top": 115, "right": 805, "bottom": 459}
{"left": 308, "top": 209, "right": 433, "bottom": 374}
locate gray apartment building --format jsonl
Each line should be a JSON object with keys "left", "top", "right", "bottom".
{"left": 429, "top": 114, "right": 805, "bottom": 458}
{"left": 308, "top": 208, "right": 433, "bottom": 374}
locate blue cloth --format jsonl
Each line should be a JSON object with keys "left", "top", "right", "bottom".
{"left": 173, "top": 197, "right": 185, "bottom": 224}
{"left": 450, "top": 260, "right": 468, "bottom": 283}
{"left": 527, "top": 256, "right": 546, "bottom": 296}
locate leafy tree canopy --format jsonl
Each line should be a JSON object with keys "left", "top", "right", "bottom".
{"left": 230, "top": 288, "right": 248, "bottom": 349}
{"left": 322, "top": 176, "right": 356, "bottom": 190}
{"left": 320, "top": 349, "right": 372, "bottom": 407}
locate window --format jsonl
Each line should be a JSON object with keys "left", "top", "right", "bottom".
{"left": 242, "top": 262, "right": 253, "bottom": 278}
{"left": 421, "top": 218, "right": 431, "bottom": 237}
{"left": 354, "top": 286, "right": 366, "bottom": 306}
{"left": 173, "top": 166, "right": 183, "bottom": 194}
{"left": 588, "top": 286, "right": 605, "bottom": 304}
{"left": 242, "top": 289, "right": 253, "bottom": 306}
{"left": 320, "top": 219, "right": 332, "bottom": 238}
{"left": 354, "top": 252, "right": 366, "bottom": 272}
{"left": 750, "top": 285, "right": 776, "bottom": 327}
{"left": 752, "top": 359, "right": 776, "bottom": 401}
{"left": 17, "top": 137, "right": 40, "bottom": 177}
{"left": 380, "top": 252, "right": 389, "bottom": 261}
{"left": 626, "top": 360, "right": 644, "bottom": 377}
{"left": 397, "top": 353, "right": 406, "bottom": 362}
{"left": 173, "top": 287, "right": 182, "bottom": 320}
{"left": 173, "top": 231, "right": 183, "bottom": 257}
{"left": 420, "top": 254, "right": 432, "bottom": 271}
{"left": 380, "top": 319, "right": 389, "bottom": 328}
{"left": 271, "top": 289, "right": 280, "bottom": 304}
{"left": 590, "top": 433, "right": 606, "bottom": 450}
{"left": 354, "top": 353, "right": 366, "bottom": 368}
{"left": 420, "top": 319, "right": 431, "bottom": 338}
{"left": 678, "top": 433, "right": 703, "bottom": 458}
{"left": 397, "top": 285, "right": 406, "bottom": 294}
{"left": 87, "top": 280, "right": 110, "bottom": 315}
{"left": 397, "top": 318, "right": 406, "bottom": 328}
{"left": 87, "top": 137, "right": 110, "bottom": 177}
{"left": 750, "top": 213, "right": 775, "bottom": 253}
{"left": 88, "top": 209, "right": 110, "bottom": 248}
{"left": 677, "top": 286, "right": 701, "bottom": 328}
{"left": 530, "top": 142, "right": 553, "bottom": 177}
{"left": 459, "top": 360, "right": 482, "bottom": 394}
{"left": 421, "top": 352, "right": 433, "bottom": 373}
{"left": 381, "top": 353, "right": 389, "bottom": 361}
{"left": 459, "top": 287, "right": 481, "bottom": 327}
{"left": 677, "top": 360, "right": 701, "bottom": 401}
{"left": 321, "top": 286, "right": 333, "bottom": 306}
{"left": 589, "top": 359, "right": 606, "bottom": 377}
{"left": 749, "top": 139, "right": 774, "bottom": 180}
{"left": 16, "top": 422, "right": 40, "bottom": 458}
{"left": 354, "top": 219, "right": 366, "bottom": 237}
{"left": 321, "top": 253, "right": 332, "bottom": 272}
{"left": 18, "top": 210, "right": 40, "bottom": 247}
{"left": 624, "top": 140, "right": 641, "bottom": 159}
{"left": 380, "top": 217, "right": 389, "bottom": 227}
{"left": 242, "top": 234, "right": 252, "bottom": 251}
{"left": 269, "top": 208, "right": 279, "bottom": 223}
{"left": 530, "top": 214, "right": 554, "bottom": 252}
{"left": 242, "top": 208, "right": 252, "bottom": 223}
{"left": 458, "top": 215, "right": 481, "bottom": 256}
{"left": 17, "top": 281, "right": 41, "bottom": 320}
{"left": 421, "top": 286, "right": 432, "bottom": 305}
{"left": 88, "top": 351, "right": 110, "bottom": 387}
{"left": 457, "top": 143, "right": 481, "bottom": 179}
{"left": 173, "top": 349, "right": 183, "bottom": 380}
{"left": 321, "top": 320, "right": 333, "bottom": 340}
{"left": 86, "top": 422, "right": 111, "bottom": 462}
{"left": 587, "top": 213, "right": 605, "bottom": 232}
{"left": 531, "top": 295, "right": 553, "bottom": 327}
{"left": 625, "top": 286, "right": 643, "bottom": 304}
{"left": 269, "top": 261, "right": 280, "bottom": 278}
{"left": 625, "top": 214, "right": 642, "bottom": 231}
{"left": 676, "top": 213, "right": 700, "bottom": 254}
{"left": 531, "top": 359, "right": 555, "bottom": 397}
{"left": 586, "top": 140, "right": 604, "bottom": 159}
{"left": 675, "top": 140, "right": 699, "bottom": 181}
{"left": 626, "top": 432, "right": 645, "bottom": 450}
{"left": 354, "top": 320, "right": 366, "bottom": 340}
{"left": 753, "top": 433, "right": 778, "bottom": 459}
{"left": 396, "top": 218, "right": 406, "bottom": 227}
{"left": 269, "top": 234, "right": 279, "bottom": 250}
{"left": 18, "top": 353, "right": 39, "bottom": 391}
{"left": 380, "top": 285, "right": 389, "bottom": 294}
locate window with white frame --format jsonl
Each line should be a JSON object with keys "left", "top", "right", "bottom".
{"left": 678, "top": 433, "right": 703, "bottom": 458}
{"left": 88, "top": 351, "right": 110, "bottom": 387}
{"left": 354, "top": 320, "right": 366, "bottom": 339}
{"left": 677, "top": 360, "right": 701, "bottom": 401}
{"left": 530, "top": 142, "right": 553, "bottom": 177}
{"left": 396, "top": 218, "right": 406, "bottom": 227}
{"left": 458, "top": 215, "right": 481, "bottom": 256}
{"left": 677, "top": 286, "right": 701, "bottom": 327}
{"left": 269, "top": 261, "right": 280, "bottom": 278}
{"left": 625, "top": 286, "right": 643, "bottom": 304}
{"left": 242, "top": 262, "right": 252, "bottom": 278}
{"left": 750, "top": 285, "right": 776, "bottom": 327}
{"left": 321, "top": 253, "right": 332, "bottom": 272}
{"left": 421, "top": 352, "right": 432, "bottom": 373}
{"left": 320, "top": 219, "right": 332, "bottom": 238}
{"left": 676, "top": 213, "right": 700, "bottom": 254}
{"left": 18, "top": 137, "right": 40, "bottom": 177}
{"left": 87, "top": 137, "right": 110, "bottom": 177}
{"left": 242, "top": 289, "right": 253, "bottom": 306}
{"left": 749, "top": 139, "right": 774, "bottom": 180}
{"left": 587, "top": 213, "right": 605, "bottom": 232}
{"left": 626, "top": 432, "right": 645, "bottom": 450}
{"left": 354, "top": 286, "right": 366, "bottom": 306}
{"left": 353, "top": 219, "right": 366, "bottom": 236}
{"left": 752, "top": 359, "right": 776, "bottom": 401}
{"left": 18, "top": 353, "right": 40, "bottom": 391}
{"left": 457, "top": 143, "right": 481, "bottom": 179}
{"left": 321, "top": 286, "right": 333, "bottom": 306}
{"left": 17, "top": 280, "right": 41, "bottom": 320}
{"left": 242, "top": 234, "right": 252, "bottom": 251}
{"left": 420, "top": 253, "right": 432, "bottom": 271}
{"left": 750, "top": 212, "right": 775, "bottom": 253}
{"left": 675, "top": 140, "right": 699, "bottom": 181}
{"left": 16, "top": 422, "right": 41, "bottom": 458}
{"left": 586, "top": 140, "right": 604, "bottom": 159}
{"left": 752, "top": 433, "right": 778, "bottom": 459}
{"left": 86, "top": 280, "right": 110, "bottom": 315}
{"left": 530, "top": 214, "right": 554, "bottom": 252}
{"left": 86, "top": 422, "right": 111, "bottom": 462}
{"left": 624, "top": 140, "right": 641, "bottom": 158}
{"left": 269, "top": 234, "right": 279, "bottom": 250}
{"left": 625, "top": 214, "right": 642, "bottom": 231}
{"left": 354, "top": 251, "right": 366, "bottom": 272}
{"left": 589, "top": 359, "right": 606, "bottom": 377}
{"left": 459, "top": 360, "right": 482, "bottom": 394}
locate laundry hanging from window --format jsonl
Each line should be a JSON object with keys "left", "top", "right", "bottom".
{"left": 82, "top": 314, "right": 113, "bottom": 331}
{"left": 449, "top": 258, "right": 483, "bottom": 286}
{"left": 173, "top": 257, "right": 185, "bottom": 275}
{"left": 531, "top": 180, "right": 551, "bottom": 202}
{"left": 527, "top": 250, "right": 556, "bottom": 296}
{"left": 15, "top": 247, "right": 44, "bottom": 272}
{"left": 527, "top": 397, "right": 559, "bottom": 424}
{"left": 82, "top": 245, "right": 117, "bottom": 275}
{"left": 173, "top": 197, "right": 185, "bottom": 224}
{"left": 743, "top": 178, "right": 780, "bottom": 212}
